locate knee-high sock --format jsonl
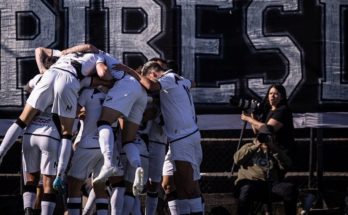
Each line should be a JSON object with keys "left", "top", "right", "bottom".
{"left": 57, "top": 137, "right": 72, "bottom": 175}
{"left": 0, "top": 120, "right": 26, "bottom": 157}
{"left": 23, "top": 185, "right": 36, "bottom": 209}
{"left": 145, "top": 192, "right": 158, "bottom": 215}
{"left": 122, "top": 143, "right": 141, "bottom": 168}
{"left": 166, "top": 191, "right": 179, "bottom": 215}
{"left": 82, "top": 188, "right": 96, "bottom": 215}
{"left": 41, "top": 193, "right": 56, "bottom": 215}
{"left": 95, "top": 198, "right": 109, "bottom": 215}
{"left": 67, "top": 197, "right": 81, "bottom": 215}
{"left": 110, "top": 186, "right": 125, "bottom": 215}
{"left": 98, "top": 125, "right": 114, "bottom": 167}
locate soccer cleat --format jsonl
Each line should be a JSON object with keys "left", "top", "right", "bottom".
{"left": 93, "top": 165, "right": 118, "bottom": 184}
{"left": 132, "top": 167, "right": 144, "bottom": 196}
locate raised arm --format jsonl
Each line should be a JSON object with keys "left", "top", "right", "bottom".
{"left": 61, "top": 43, "right": 99, "bottom": 55}
{"left": 35, "top": 47, "right": 53, "bottom": 74}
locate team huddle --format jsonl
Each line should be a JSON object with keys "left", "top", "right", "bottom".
{"left": 0, "top": 44, "right": 204, "bottom": 215}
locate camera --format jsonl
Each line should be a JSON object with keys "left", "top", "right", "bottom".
{"left": 229, "top": 95, "right": 262, "bottom": 114}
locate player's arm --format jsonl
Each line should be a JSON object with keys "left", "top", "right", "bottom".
{"left": 96, "top": 62, "right": 114, "bottom": 81}
{"left": 61, "top": 43, "right": 99, "bottom": 55}
{"left": 113, "top": 63, "right": 160, "bottom": 91}
{"left": 35, "top": 47, "right": 53, "bottom": 74}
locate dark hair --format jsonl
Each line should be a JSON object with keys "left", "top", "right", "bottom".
{"left": 43, "top": 56, "right": 59, "bottom": 69}
{"left": 141, "top": 61, "right": 164, "bottom": 76}
{"left": 264, "top": 84, "right": 288, "bottom": 108}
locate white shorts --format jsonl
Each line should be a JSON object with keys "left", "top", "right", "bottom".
{"left": 68, "top": 145, "right": 124, "bottom": 180}
{"left": 162, "top": 148, "right": 174, "bottom": 176}
{"left": 27, "top": 68, "right": 80, "bottom": 118}
{"left": 68, "top": 148, "right": 103, "bottom": 181}
{"left": 169, "top": 131, "right": 202, "bottom": 181}
{"left": 122, "top": 140, "right": 149, "bottom": 183}
{"left": 22, "top": 134, "right": 60, "bottom": 176}
{"left": 148, "top": 141, "right": 166, "bottom": 182}
{"left": 103, "top": 75, "right": 147, "bottom": 124}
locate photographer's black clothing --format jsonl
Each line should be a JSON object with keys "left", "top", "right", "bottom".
{"left": 235, "top": 179, "right": 298, "bottom": 215}
{"left": 264, "top": 104, "right": 295, "bottom": 157}
{"left": 234, "top": 141, "right": 297, "bottom": 215}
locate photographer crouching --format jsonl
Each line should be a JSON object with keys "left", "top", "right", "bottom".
{"left": 233, "top": 129, "right": 298, "bottom": 215}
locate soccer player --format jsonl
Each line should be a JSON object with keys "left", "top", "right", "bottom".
{"left": 21, "top": 74, "right": 60, "bottom": 215}
{"left": 120, "top": 61, "right": 204, "bottom": 214}
{"left": 92, "top": 53, "right": 148, "bottom": 199}
{"left": 67, "top": 85, "right": 124, "bottom": 215}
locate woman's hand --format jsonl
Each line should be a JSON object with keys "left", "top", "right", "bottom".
{"left": 241, "top": 112, "right": 250, "bottom": 122}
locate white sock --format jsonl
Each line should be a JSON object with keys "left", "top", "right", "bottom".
{"left": 23, "top": 191, "right": 36, "bottom": 209}
{"left": 189, "top": 197, "right": 203, "bottom": 213}
{"left": 57, "top": 138, "right": 72, "bottom": 175}
{"left": 122, "top": 194, "right": 135, "bottom": 215}
{"left": 167, "top": 199, "right": 179, "bottom": 215}
{"left": 132, "top": 196, "right": 142, "bottom": 215}
{"left": 145, "top": 192, "right": 158, "bottom": 215}
{"left": 67, "top": 197, "right": 81, "bottom": 215}
{"left": 177, "top": 199, "right": 190, "bottom": 214}
{"left": 122, "top": 143, "right": 141, "bottom": 168}
{"left": 0, "top": 122, "right": 24, "bottom": 157}
{"left": 98, "top": 125, "right": 114, "bottom": 167}
{"left": 41, "top": 193, "right": 56, "bottom": 215}
{"left": 110, "top": 187, "right": 125, "bottom": 215}
{"left": 83, "top": 189, "right": 96, "bottom": 215}
{"left": 95, "top": 198, "right": 109, "bottom": 215}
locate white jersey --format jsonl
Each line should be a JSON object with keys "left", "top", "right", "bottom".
{"left": 51, "top": 52, "right": 103, "bottom": 78}
{"left": 158, "top": 71, "right": 198, "bottom": 141}
{"left": 77, "top": 88, "right": 106, "bottom": 148}
{"left": 96, "top": 51, "right": 125, "bottom": 80}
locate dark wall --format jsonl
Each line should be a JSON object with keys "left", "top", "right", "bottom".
{"left": 1, "top": 0, "right": 348, "bottom": 117}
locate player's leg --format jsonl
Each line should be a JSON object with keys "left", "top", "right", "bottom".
{"left": 66, "top": 176, "right": 85, "bottom": 215}
{"left": 162, "top": 149, "right": 179, "bottom": 215}
{"left": 0, "top": 104, "right": 39, "bottom": 164}
{"left": 93, "top": 107, "right": 123, "bottom": 183}
{"left": 145, "top": 141, "right": 166, "bottom": 215}
{"left": 109, "top": 176, "right": 126, "bottom": 215}
{"left": 38, "top": 136, "right": 60, "bottom": 215}
{"left": 41, "top": 175, "right": 57, "bottom": 215}
{"left": 171, "top": 132, "right": 203, "bottom": 214}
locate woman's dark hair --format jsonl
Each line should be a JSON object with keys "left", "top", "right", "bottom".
{"left": 264, "top": 84, "right": 288, "bottom": 108}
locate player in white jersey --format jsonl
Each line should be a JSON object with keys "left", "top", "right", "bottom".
{"left": 20, "top": 74, "right": 61, "bottom": 215}
{"left": 92, "top": 52, "right": 148, "bottom": 198}
{"left": 66, "top": 87, "right": 123, "bottom": 215}
{"left": 120, "top": 132, "right": 149, "bottom": 215}
{"left": 139, "top": 104, "right": 168, "bottom": 215}
{"left": 0, "top": 44, "right": 113, "bottom": 191}
{"left": 121, "top": 61, "right": 204, "bottom": 214}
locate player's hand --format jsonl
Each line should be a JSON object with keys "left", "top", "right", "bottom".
{"left": 53, "top": 176, "right": 65, "bottom": 191}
